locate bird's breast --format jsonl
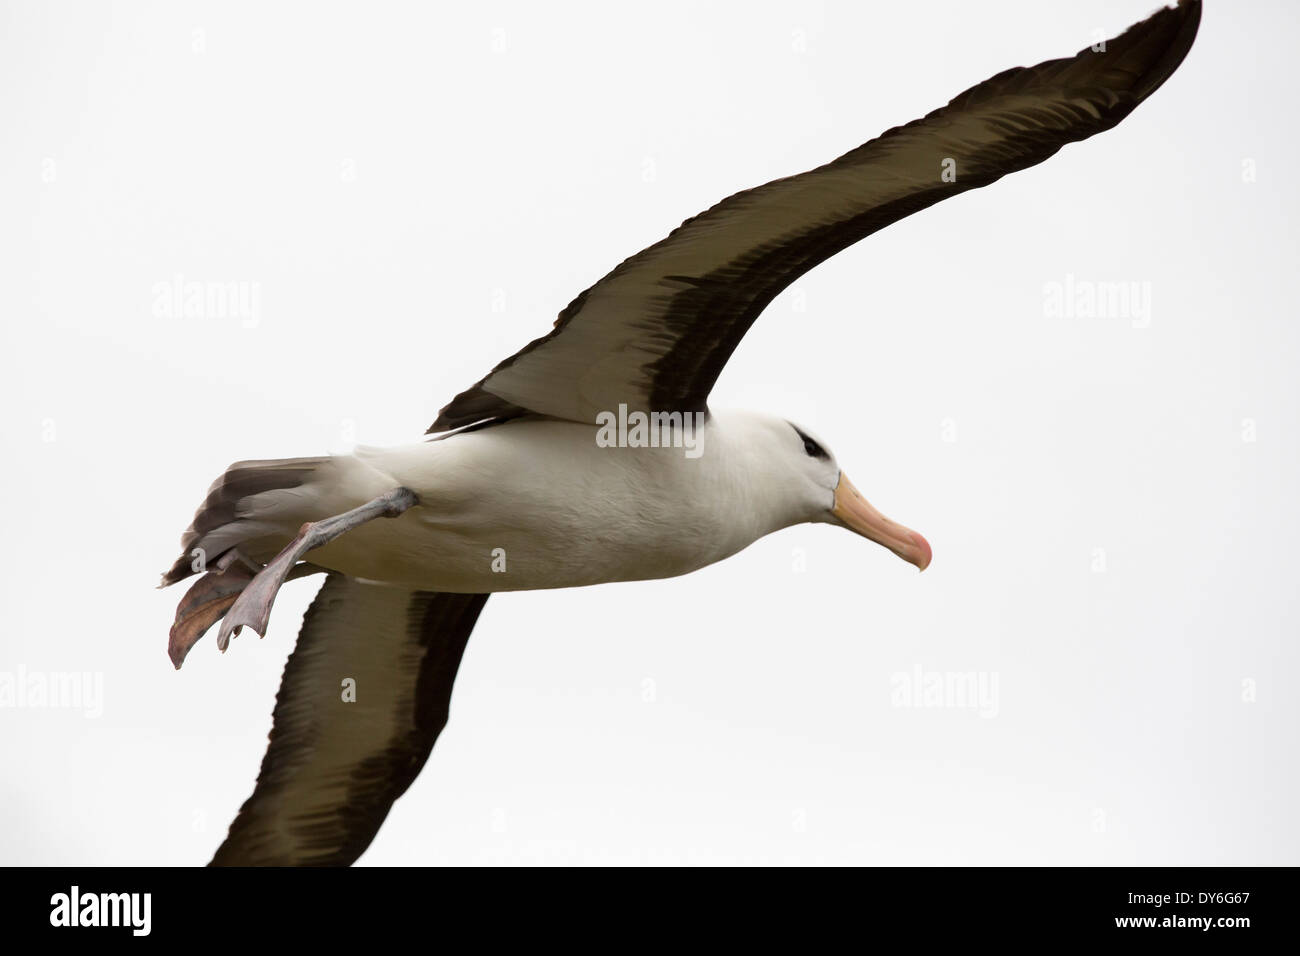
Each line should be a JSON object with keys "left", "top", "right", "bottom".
{"left": 326, "top": 418, "right": 755, "bottom": 592}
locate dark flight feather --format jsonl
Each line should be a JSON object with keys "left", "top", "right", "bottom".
{"left": 209, "top": 576, "right": 488, "bottom": 866}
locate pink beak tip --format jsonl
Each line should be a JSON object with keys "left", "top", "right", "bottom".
{"left": 911, "top": 532, "right": 933, "bottom": 572}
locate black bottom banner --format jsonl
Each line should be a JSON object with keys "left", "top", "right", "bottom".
{"left": 6, "top": 865, "right": 1290, "bottom": 942}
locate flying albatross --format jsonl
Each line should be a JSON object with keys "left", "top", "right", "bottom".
{"left": 162, "top": 2, "right": 1200, "bottom": 865}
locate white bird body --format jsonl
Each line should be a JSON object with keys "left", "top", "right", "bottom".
{"left": 258, "top": 411, "right": 830, "bottom": 593}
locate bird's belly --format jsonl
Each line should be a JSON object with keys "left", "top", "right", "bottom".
{"left": 306, "top": 507, "right": 719, "bottom": 593}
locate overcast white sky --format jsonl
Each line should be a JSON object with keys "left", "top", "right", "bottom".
{"left": 2, "top": 0, "right": 1297, "bottom": 865}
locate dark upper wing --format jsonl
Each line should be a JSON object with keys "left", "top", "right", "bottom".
{"left": 430, "top": 0, "right": 1199, "bottom": 432}
{"left": 210, "top": 574, "right": 488, "bottom": 866}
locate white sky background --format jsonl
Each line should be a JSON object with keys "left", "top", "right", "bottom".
{"left": 1, "top": 0, "right": 1297, "bottom": 865}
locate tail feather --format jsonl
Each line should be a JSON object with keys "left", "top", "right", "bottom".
{"left": 161, "top": 457, "right": 329, "bottom": 587}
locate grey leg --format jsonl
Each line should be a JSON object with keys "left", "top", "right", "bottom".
{"left": 217, "top": 487, "right": 419, "bottom": 651}
{"left": 214, "top": 547, "right": 261, "bottom": 574}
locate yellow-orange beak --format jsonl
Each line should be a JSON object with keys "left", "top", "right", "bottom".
{"left": 831, "top": 472, "right": 931, "bottom": 571}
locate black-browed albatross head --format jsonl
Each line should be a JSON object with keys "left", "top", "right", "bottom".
{"left": 751, "top": 415, "right": 932, "bottom": 572}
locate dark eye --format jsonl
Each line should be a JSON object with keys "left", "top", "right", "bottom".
{"left": 791, "top": 425, "right": 829, "bottom": 460}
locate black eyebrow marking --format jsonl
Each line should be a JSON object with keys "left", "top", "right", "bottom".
{"left": 789, "top": 423, "right": 830, "bottom": 461}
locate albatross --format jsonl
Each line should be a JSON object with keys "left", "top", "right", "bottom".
{"left": 162, "top": 2, "right": 1200, "bottom": 865}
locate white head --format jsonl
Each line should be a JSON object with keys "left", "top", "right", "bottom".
{"left": 723, "top": 410, "right": 931, "bottom": 571}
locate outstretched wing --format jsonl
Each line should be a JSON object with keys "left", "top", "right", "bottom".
{"left": 430, "top": 0, "right": 1200, "bottom": 432}
{"left": 210, "top": 575, "right": 489, "bottom": 866}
